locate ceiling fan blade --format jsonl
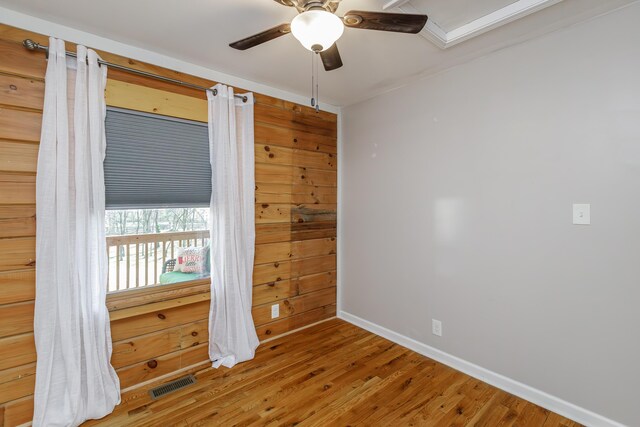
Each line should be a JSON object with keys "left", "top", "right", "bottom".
{"left": 229, "top": 24, "right": 291, "bottom": 50}
{"left": 320, "top": 44, "right": 343, "bottom": 71}
{"left": 343, "top": 11, "right": 428, "bottom": 34}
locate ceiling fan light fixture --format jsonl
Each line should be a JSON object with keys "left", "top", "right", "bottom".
{"left": 291, "top": 10, "right": 344, "bottom": 52}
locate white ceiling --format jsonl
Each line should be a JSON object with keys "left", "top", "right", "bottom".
{"left": 0, "top": 0, "right": 635, "bottom": 107}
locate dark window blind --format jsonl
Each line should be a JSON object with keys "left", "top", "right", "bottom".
{"left": 104, "top": 107, "right": 211, "bottom": 209}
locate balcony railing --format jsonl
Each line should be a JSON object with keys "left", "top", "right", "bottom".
{"left": 106, "top": 230, "right": 210, "bottom": 293}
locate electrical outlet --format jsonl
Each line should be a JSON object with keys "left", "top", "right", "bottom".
{"left": 271, "top": 304, "right": 280, "bottom": 319}
{"left": 573, "top": 203, "right": 591, "bottom": 225}
{"left": 432, "top": 319, "right": 442, "bottom": 337}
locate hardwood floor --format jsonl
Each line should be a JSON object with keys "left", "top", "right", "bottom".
{"left": 86, "top": 319, "right": 581, "bottom": 426}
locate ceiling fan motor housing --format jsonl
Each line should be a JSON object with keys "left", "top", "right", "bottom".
{"left": 303, "top": 2, "right": 331, "bottom": 11}
{"left": 289, "top": 0, "right": 341, "bottom": 13}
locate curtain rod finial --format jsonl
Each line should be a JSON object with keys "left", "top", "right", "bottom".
{"left": 23, "top": 39, "right": 39, "bottom": 50}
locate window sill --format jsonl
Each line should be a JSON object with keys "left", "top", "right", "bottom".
{"left": 106, "top": 279, "right": 211, "bottom": 312}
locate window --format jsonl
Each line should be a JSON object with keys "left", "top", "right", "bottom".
{"left": 104, "top": 108, "right": 211, "bottom": 292}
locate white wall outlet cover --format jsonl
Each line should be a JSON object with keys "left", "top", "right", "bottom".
{"left": 572, "top": 204, "right": 591, "bottom": 225}
{"left": 271, "top": 304, "right": 280, "bottom": 319}
{"left": 432, "top": 319, "right": 442, "bottom": 337}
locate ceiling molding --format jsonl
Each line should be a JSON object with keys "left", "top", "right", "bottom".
{"left": 382, "top": 0, "right": 412, "bottom": 8}
{"left": 385, "top": 0, "right": 565, "bottom": 49}
{"left": 445, "top": 0, "right": 565, "bottom": 46}
{"left": 419, "top": 16, "right": 448, "bottom": 48}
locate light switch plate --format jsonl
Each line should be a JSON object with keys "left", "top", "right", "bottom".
{"left": 271, "top": 304, "right": 280, "bottom": 319}
{"left": 573, "top": 204, "right": 591, "bottom": 225}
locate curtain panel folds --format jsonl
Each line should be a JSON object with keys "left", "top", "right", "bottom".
{"left": 34, "top": 37, "right": 120, "bottom": 427}
{"left": 207, "top": 84, "right": 259, "bottom": 368}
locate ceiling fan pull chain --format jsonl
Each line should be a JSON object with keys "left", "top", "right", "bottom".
{"left": 315, "top": 51, "right": 320, "bottom": 112}
{"left": 310, "top": 51, "right": 316, "bottom": 107}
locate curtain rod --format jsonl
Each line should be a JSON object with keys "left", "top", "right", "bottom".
{"left": 22, "top": 39, "right": 248, "bottom": 102}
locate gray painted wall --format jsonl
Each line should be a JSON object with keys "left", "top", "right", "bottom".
{"left": 341, "top": 3, "right": 640, "bottom": 425}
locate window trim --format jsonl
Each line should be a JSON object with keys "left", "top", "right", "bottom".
{"left": 106, "top": 278, "right": 211, "bottom": 312}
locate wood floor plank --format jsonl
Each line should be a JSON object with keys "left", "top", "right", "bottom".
{"left": 81, "top": 319, "right": 581, "bottom": 427}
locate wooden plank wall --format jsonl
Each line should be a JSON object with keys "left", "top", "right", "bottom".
{"left": 0, "top": 24, "right": 337, "bottom": 426}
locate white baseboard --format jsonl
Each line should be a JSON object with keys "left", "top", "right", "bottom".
{"left": 338, "top": 311, "right": 625, "bottom": 427}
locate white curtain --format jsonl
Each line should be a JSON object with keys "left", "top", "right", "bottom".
{"left": 207, "top": 84, "right": 259, "bottom": 368}
{"left": 34, "top": 38, "right": 120, "bottom": 426}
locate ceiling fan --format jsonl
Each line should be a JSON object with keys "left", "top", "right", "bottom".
{"left": 229, "top": 0, "right": 429, "bottom": 71}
